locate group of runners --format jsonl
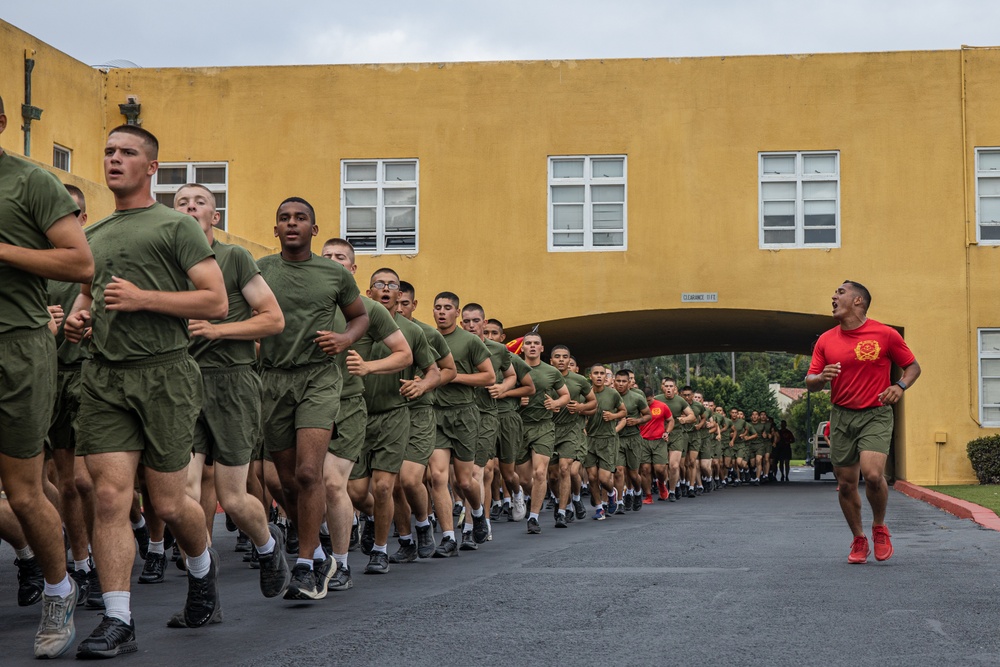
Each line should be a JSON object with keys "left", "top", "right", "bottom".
{"left": 0, "top": 97, "right": 920, "bottom": 661}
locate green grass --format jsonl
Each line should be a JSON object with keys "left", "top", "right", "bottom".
{"left": 790, "top": 459, "right": 806, "bottom": 467}
{"left": 927, "top": 484, "right": 1000, "bottom": 515}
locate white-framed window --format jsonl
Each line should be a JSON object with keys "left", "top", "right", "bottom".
{"left": 980, "top": 329, "right": 1000, "bottom": 426}
{"left": 975, "top": 148, "right": 1000, "bottom": 243}
{"left": 53, "top": 144, "right": 71, "bottom": 172}
{"left": 759, "top": 151, "right": 839, "bottom": 249}
{"left": 152, "top": 162, "right": 228, "bottom": 231}
{"left": 341, "top": 159, "right": 418, "bottom": 254}
{"left": 547, "top": 155, "right": 627, "bottom": 251}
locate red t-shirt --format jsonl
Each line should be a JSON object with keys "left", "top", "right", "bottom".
{"left": 640, "top": 399, "right": 672, "bottom": 440}
{"left": 807, "top": 318, "right": 916, "bottom": 410}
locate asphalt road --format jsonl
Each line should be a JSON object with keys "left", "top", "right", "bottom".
{"left": 3, "top": 467, "right": 1000, "bottom": 666}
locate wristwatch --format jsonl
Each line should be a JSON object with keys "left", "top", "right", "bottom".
{"left": 895, "top": 380, "right": 908, "bottom": 391}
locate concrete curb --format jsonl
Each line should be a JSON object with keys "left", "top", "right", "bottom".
{"left": 894, "top": 480, "right": 1000, "bottom": 532}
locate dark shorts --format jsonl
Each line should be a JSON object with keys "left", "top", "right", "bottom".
{"left": 76, "top": 350, "right": 201, "bottom": 474}
{"left": 352, "top": 406, "right": 410, "bottom": 479}
{"left": 641, "top": 437, "right": 669, "bottom": 466}
{"left": 0, "top": 328, "right": 56, "bottom": 459}
{"left": 496, "top": 411, "right": 523, "bottom": 465}
{"left": 334, "top": 395, "right": 367, "bottom": 466}
{"left": 584, "top": 435, "right": 617, "bottom": 473}
{"left": 48, "top": 366, "right": 82, "bottom": 452}
{"left": 262, "top": 362, "right": 342, "bottom": 454}
{"left": 831, "top": 404, "right": 893, "bottom": 467}
{"left": 619, "top": 433, "right": 643, "bottom": 470}
{"left": 404, "top": 405, "right": 436, "bottom": 466}
{"left": 434, "top": 404, "right": 479, "bottom": 463}
{"left": 554, "top": 422, "right": 584, "bottom": 461}
{"left": 667, "top": 429, "right": 689, "bottom": 453}
{"left": 193, "top": 366, "right": 261, "bottom": 467}
{"left": 520, "top": 420, "right": 555, "bottom": 463}
{"left": 474, "top": 411, "right": 499, "bottom": 467}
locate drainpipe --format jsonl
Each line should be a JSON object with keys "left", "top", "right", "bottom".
{"left": 961, "top": 46, "right": 982, "bottom": 430}
{"left": 21, "top": 54, "right": 43, "bottom": 157}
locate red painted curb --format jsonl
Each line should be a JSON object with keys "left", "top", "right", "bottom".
{"left": 894, "top": 480, "right": 1000, "bottom": 532}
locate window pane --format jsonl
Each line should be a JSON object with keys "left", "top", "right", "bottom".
{"left": 979, "top": 197, "right": 1000, "bottom": 224}
{"left": 979, "top": 178, "right": 1000, "bottom": 197}
{"left": 347, "top": 235, "right": 377, "bottom": 250}
{"left": 552, "top": 232, "right": 584, "bottom": 247}
{"left": 591, "top": 184, "right": 625, "bottom": 203}
{"left": 763, "top": 201, "right": 794, "bottom": 227}
{"left": 984, "top": 377, "right": 1000, "bottom": 404}
{"left": 984, "top": 406, "right": 1000, "bottom": 422}
{"left": 385, "top": 207, "right": 416, "bottom": 232}
{"left": 385, "top": 162, "right": 416, "bottom": 182}
{"left": 553, "top": 205, "right": 584, "bottom": 230}
{"left": 346, "top": 208, "right": 376, "bottom": 232}
{"left": 982, "top": 331, "right": 1000, "bottom": 352}
{"left": 345, "top": 163, "right": 377, "bottom": 182}
{"left": 803, "top": 181, "right": 837, "bottom": 199}
{"left": 979, "top": 225, "right": 1000, "bottom": 241}
{"left": 385, "top": 235, "right": 416, "bottom": 250}
{"left": 157, "top": 167, "right": 188, "bottom": 185}
{"left": 762, "top": 155, "right": 794, "bottom": 175}
{"left": 804, "top": 228, "right": 837, "bottom": 244}
{"left": 345, "top": 189, "right": 377, "bottom": 207}
{"left": 552, "top": 159, "right": 584, "bottom": 178}
{"left": 764, "top": 229, "right": 795, "bottom": 244}
{"left": 982, "top": 358, "right": 1000, "bottom": 376}
{"left": 592, "top": 159, "right": 624, "bottom": 178}
{"left": 194, "top": 166, "right": 226, "bottom": 184}
{"left": 804, "top": 199, "right": 836, "bottom": 225}
{"left": 803, "top": 154, "right": 837, "bottom": 174}
{"left": 552, "top": 185, "right": 584, "bottom": 204}
{"left": 593, "top": 232, "right": 624, "bottom": 247}
{"left": 762, "top": 182, "right": 796, "bottom": 200}
{"left": 805, "top": 213, "right": 836, "bottom": 227}
{"left": 980, "top": 151, "right": 1000, "bottom": 171}
{"left": 592, "top": 204, "right": 623, "bottom": 229}
{"left": 155, "top": 193, "right": 176, "bottom": 207}
{"left": 214, "top": 193, "right": 227, "bottom": 209}
{"left": 384, "top": 188, "right": 416, "bottom": 206}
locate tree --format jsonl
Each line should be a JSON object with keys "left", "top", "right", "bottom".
{"left": 734, "top": 368, "right": 779, "bottom": 416}
{"left": 694, "top": 374, "right": 741, "bottom": 411}
{"left": 785, "top": 390, "right": 832, "bottom": 458}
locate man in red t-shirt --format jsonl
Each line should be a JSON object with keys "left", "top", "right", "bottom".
{"left": 640, "top": 390, "right": 673, "bottom": 502}
{"left": 806, "top": 280, "right": 920, "bottom": 565}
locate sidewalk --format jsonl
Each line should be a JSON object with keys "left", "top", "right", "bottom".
{"left": 894, "top": 480, "right": 1000, "bottom": 531}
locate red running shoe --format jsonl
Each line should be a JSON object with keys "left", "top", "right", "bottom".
{"left": 872, "top": 525, "right": 893, "bottom": 561}
{"left": 642, "top": 494, "right": 654, "bottom": 505}
{"left": 848, "top": 535, "right": 870, "bottom": 564}
{"left": 658, "top": 481, "right": 669, "bottom": 501}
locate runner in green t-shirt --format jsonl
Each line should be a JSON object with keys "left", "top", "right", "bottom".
{"left": 614, "top": 370, "right": 651, "bottom": 513}
{"left": 583, "top": 364, "right": 626, "bottom": 520}
{"left": 744, "top": 410, "right": 763, "bottom": 485}
{"left": 655, "top": 378, "right": 695, "bottom": 502}
{"left": 0, "top": 99, "right": 93, "bottom": 659}
{"left": 65, "top": 126, "right": 226, "bottom": 654}
{"left": 680, "top": 386, "right": 707, "bottom": 497}
{"left": 256, "top": 202, "right": 369, "bottom": 601}
{"left": 429, "top": 293, "right": 495, "bottom": 556}
{"left": 550, "top": 345, "right": 596, "bottom": 525}
{"left": 760, "top": 411, "right": 776, "bottom": 482}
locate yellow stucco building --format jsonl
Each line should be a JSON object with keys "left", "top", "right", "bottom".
{"left": 2, "top": 19, "right": 998, "bottom": 484}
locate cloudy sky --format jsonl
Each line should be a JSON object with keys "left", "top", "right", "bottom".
{"left": 4, "top": 1, "right": 998, "bottom": 68}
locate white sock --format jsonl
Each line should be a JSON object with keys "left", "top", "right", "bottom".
{"left": 256, "top": 535, "right": 276, "bottom": 556}
{"left": 572, "top": 494, "right": 581, "bottom": 502}
{"left": 130, "top": 516, "right": 146, "bottom": 530}
{"left": 104, "top": 591, "right": 131, "bottom": 625}
{"left": 186, "top": 549, "right": 211, "bottom": 579}
{"left": 333, "top": 552, "right": 348, "bottom": 568}
{"left": 14, "top": 546, "right": 34, "bottom": 560}
{"left": 373, "top": 543, "right": 387, "bottom": 554}
{"left": 443, "top": 530, "right": 455, "bottom": 541}
{"left": 74, "top": 559, "right": 91, "bottom": 573}
{"left": 399, "top": 534, "right": 414, "bottom": 543}
{"left": 44, "top": 573, "right": 73, "bottom": 599}
{"left": 415, "top": 518, "right": 430, "bottom": 528}
{"left": 296, "top": 557, "right": 313, "bottom": 569}
{"left": 312, "top": 546, "right": 325, "bottom": 560}
{"left": 463, "top": 522, "right": 473, "bottom": 534}
{"left": 529, "top": 512, "right": 539, "bottom": 521}
{"left": 472, "top": 506, "right": 484, "bottom": 518}
{"left": 148, "top": 540, "right": 165, "bottom": 556}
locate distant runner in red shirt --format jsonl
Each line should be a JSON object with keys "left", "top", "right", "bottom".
{"left": 640, "top": 391, "right": 673, "bottom": 502}
{"left": 806, "top": 280, "right": 920, "bottom": 565}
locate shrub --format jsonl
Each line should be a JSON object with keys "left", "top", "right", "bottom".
{"left": 966, "top": 435, "right": 1000, "bottom": 484}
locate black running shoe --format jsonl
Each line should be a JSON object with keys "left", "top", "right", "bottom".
{"left": 460, "top": 532, "right": 478, "bottom": 551}
{"left": 489, "top": 504, "right": 502, "bottom": 521}
{"left": 138, "top": 552, "right": 166, "bottom": 584}
{"left": 349, "top": 521, "right": 360, "bottom": 551}
{"left": 632, "top": 495, "right": 642, "bottom": 512}
{"left": 472, "top": 512, "right": 489, "bottom": 544}
{"left": 328, "top": 563, "right": 352, "bottom": 591}
{"left": 415, "top": 525, "right": 436, "bottom": 559}
{"left": 77, "top": 615, "right": 137, "bottom": 659}
{"left": 565, "top": 508, "right": 576, "bottom": 524}
{"left": 364, "top": 551, "right": 389, "bottom": 574}
{"left": 554, "top": 512, "right": 567, "bottom": 528}
{"left": 389, "top": 539, "right": 417, "bottom": 564}
{"left": 163, "top": 526, "right": 175, "bottom": 552}
{"left": 668, "top": 491, "right": 677, "bottom": 503}
{"left": 166, "top": 606, "right": 222, "bottom": 628}
{"left": 285, "top": 522, "right": 299, "bottom": 555}
{"left": 527, "top": 517, "right": 541, "bottom": 534}
{"left": 182, "top": 549, "right": 221, "bottom": 627}
{"left": 85, "top": 568, "right": 105, "bottom": 610}
{"left": 623, "top": 495, "right": 633, "bottom": 512}
{"left": 224, "top": 513, "right": 237, "bottom": 533}
{"left": 319, "top": 531, "right": 332, "bottom": 557}
{"left": 313, "top": 556, "right": 335, "bottom": 594}
{"left": 360, "top": 516, "right": 376, "bottom": 556}
{"left": 133, "top": 523, "right": 150, "bottom": 560}
{"left": 235, "top": 531, "right": 251, "bottom": 553}
{"left": 258, "top": 525, "right": 290, "bottom": 598}
{"left": 687, "top": 488, "right": 696, "bottom": 498}
{"left": 284, "top": 563, "right": 321, "bottom": 600}
{"left": 15, "top": 556, "right": 44, "bottom": 606}
{"left": 70, "top": 566, "right": 91, "bottom": 605}
{"left": 432, "top": 535, "right": 459, "bottom": 558}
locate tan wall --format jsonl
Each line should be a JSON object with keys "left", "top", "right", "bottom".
{"left": 4, "top": 16, "right": 1000, "bottom": 483}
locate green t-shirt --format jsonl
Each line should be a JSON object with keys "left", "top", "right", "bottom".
{"left": 554, "top": 371, "right": 592, "bottom": 427}
{"left": 586, "top": 387, "right": 623, "bottom": 438}
{"left": 409, "top": 317, "right": 450, "bottom": 408}
{"left": 519, "top": 360, "right": 565, "bottom": 423}
{"left": 498, "top": 353, "right": 533, "bottom": 414}
{"left": 335, "top": 295, "right": 399, "bottom": 400}
{"left": 658, "top": 395, "right": 692, "bottom": 432}
{"left": 435, "top": 326, "right": 491, "bottom": 408}
{"left": 619, "top": 389, "right": 649, "bottom": 438}
{"left": 732, "top": 418, "right": 748, "bottom": 441}
{"left": 363, "top": 311, "right": 437, "bottom": 415}
{"left": 257, "top": 252, "right": 360, "bottom": 370}
{"left": 189, "top": 240, "right": 260, "bottom": 369}
{"left": 690, "top": 401, "right": 708, "bottom": 433}
{"left": 85, "top": 203, "right": 214, "bottom": 362}
{"left": 48, "top": 279, "right": 90, "bottom": 366}
{"left": 474, "top": 339, "right": 512, "bottom": 414}
{"left": 0, "top": 152, "right": 80, "bottom": 334}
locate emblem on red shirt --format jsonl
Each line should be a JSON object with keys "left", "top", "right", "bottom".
{"left": 855, "top": 340, "right": 881, "bottom": 361}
